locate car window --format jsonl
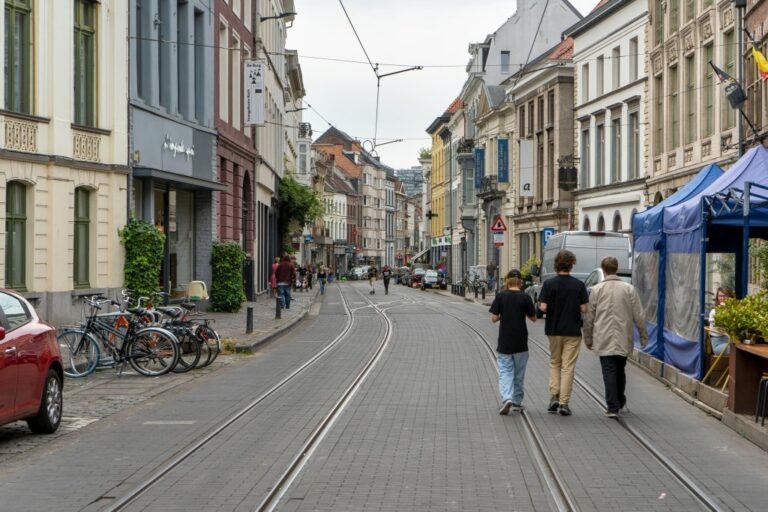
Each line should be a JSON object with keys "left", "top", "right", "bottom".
{"left": 0, "top": 292, "right": 31, "bottom": 330}
{"left": 584, "top": 271, "right": 599, "bottom": 287}
{"left": 425, "top": 270, "right": 438, "bottom": 277}
{"left": 415, "top": 268, "right": 427, "bottom": 275}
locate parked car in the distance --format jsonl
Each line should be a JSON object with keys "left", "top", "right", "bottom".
{"left": 583, "top": 268, "right": 632, "bottom": 294}
{"left": 0, "top": 290, "right": 63, "bottom": 434}
{"left": 421, "top": 269, "right": 447, "bottom": 290}
{"left": 409, "top": 267, "right": 428, "bottom": 287}
{"left": 396, "top": 266, "right": 411, "bottom": 285}
{"left": 350, "top": 266, "right": 370, "bottom": 280}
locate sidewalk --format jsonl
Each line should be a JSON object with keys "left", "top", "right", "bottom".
{"left": 205, "top": 286, "right": 320, "bottom": 352}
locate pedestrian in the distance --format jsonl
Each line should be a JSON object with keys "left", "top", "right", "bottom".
{"left": 307, "top": 264, "right": 314, "bottom": 290}
{"left": 317, "top": 266, "right": 328, "bottom": 295}
{"left": 381, "top": 265, "right": 392, "bottom": 295}
{"left": 270, "top": 257, "right": 279, "bottom": 298}
{"left": 582, "top": 256, "right": 648, "bottom": 417}
{"left": 275, "top": 255, "right": 295, "bottom": 310}
{"left": 368, "top": 266, "right": 377, "bottom": 294}
{"left": 487, "top": 260, "right": 497, "bottom": 292}
{"left": 538, "top": 249, "right": 589, "bottom": 416}
{"left": 490, "top": 269, "right": 537, "bottom": 414}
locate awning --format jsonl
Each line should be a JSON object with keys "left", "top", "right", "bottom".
{"left": 412, "top": 247, "right": 430, "bottom": 262}
{"left": 133, "top": 167, "right": 228, "bottom": 192}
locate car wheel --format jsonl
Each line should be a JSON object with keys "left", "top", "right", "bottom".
{"left": 27, "top": 369, "right": 63, "bottom": 434}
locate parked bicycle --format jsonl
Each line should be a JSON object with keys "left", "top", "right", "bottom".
{"left": 58, "top": 295, "right": 181, "bottom": 378}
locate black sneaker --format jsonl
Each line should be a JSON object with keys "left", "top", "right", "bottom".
{"left": 558, "top": 403, "right": 572, "bottom": 416}
{"left": 499, "top": 400, "right": 513, "bottom": 415}
{"left": 547, "top": 396, "right": 560, "bottom": 413}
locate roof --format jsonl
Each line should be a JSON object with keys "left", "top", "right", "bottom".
{"left": 426, "top": 96, "right": 463, "bottom": 134}
{"left": 446, "top": 97, "right": 464, "bottom": 114}
{"left": 313, "top": 144, "right": 362, "bottom": 179}
{"left": 313, "top": 126, "right": 395, "bottom": 174}
{"left": 485, "top": 85, "right": 506, "bottom": 109}
{"left": 324, "top": 171, "right": 357, "bottom": 196}
{"left": 564, "top": 0, "right": 628, "bottom": 39}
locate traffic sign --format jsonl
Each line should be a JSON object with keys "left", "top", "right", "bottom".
{"left": 493, "top": 232, "right": 504, "bottom": 246}
{"left": 491, "top": 215, "right": 507, "bottom": 232}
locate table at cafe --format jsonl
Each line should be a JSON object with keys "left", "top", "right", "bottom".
{"left": 729, "top": 344, "right": 768, "bottom": 414}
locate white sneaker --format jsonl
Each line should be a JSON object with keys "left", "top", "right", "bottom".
{"left": 499, "top": 400, "right": 513, "bottom": 415}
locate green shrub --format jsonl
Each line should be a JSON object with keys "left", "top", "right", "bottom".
{"left": 714, "top": 291, "right": 768, "bottom": 342}
{"left": 210, "top": 241, "right": 246, "bottom": 312}
{"left": 119, "top": 219, "right": 165, "bottom": 298}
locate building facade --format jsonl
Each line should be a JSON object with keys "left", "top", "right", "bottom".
{"left": 1, "top": 0, "right": 128, "bottom": 325}
{"left": 395, "top": 166, "right": 424, "bottom": 197}
{"left": 129, "top": 0, "right": 221, "bottom": 297}
{"left": 570, "top": 0, "right": 648, "bottom": 233}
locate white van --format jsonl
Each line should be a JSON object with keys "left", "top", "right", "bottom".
{"left": 527, "top": 231, "right": 631, "bottom": 307}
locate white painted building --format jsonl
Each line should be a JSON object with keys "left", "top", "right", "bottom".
{"left": 569, "top": 0, "right": 649, "bottom": 233}
{"left": 0, "top": 0, "right": 128, "bottom": 325}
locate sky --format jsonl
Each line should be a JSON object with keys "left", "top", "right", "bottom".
{"left": 286, "top": 0, "right": 596, "bottom": 170}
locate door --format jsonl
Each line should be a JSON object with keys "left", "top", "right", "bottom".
{"left": 0, "top": 292, "right": 36, "bottom": 417}
{"left": 0, "top": 332, "right": 18, "bottom": 423}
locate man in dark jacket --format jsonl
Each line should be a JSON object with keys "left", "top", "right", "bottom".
{"left": 275, "top": 255, "right": 295, "bottom": 309}
{"left": 381, "top": 265, "right": 392, "bottom": 295}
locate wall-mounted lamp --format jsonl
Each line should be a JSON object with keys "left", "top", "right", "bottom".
{"left": 260, "top": 12, "right": 297, "bottom": 22}
{"left": 132, "top": 150, "right": 141, "bottom": 164}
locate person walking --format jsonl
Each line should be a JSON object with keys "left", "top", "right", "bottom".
{"left": 368, "top": 265, "right": 377, "bottom": 294}
{"left": 582, "top": 256, "right": 648, "bottom": 417}
{"left": 317, "top": 266, "right": 328, "bottom": 295}
{"left": 270, "top": 257, "right": 279, "bottom": 298}
{"left": 381, "top": 265, "right": 392, "bottom": 295}
{"left": 275, "top": 255, "right": 295, "bottom": 310}
{"left": 490, "top": 269, "right": 537, "bottom": 414}
{"left": 486, "top": 260, "right": 497, "bottom": 292}
{"left": 307, "top": 264, "right": 314, "bottom": 290}
{"left": 538, "top": 250, "right": 589, "bottom": 416}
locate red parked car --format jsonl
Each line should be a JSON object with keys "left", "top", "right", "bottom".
{"left": 0, "top": 290, "right": 63, "bottom": 434}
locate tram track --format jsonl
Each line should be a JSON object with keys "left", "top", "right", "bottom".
{"left": 418, "top": 291, "right": 728, "bottom": 512}
{"left": 104, "top": 283, "right": 392, "bottom": 512}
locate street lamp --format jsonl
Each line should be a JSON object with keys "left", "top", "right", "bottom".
{"left": 260, "top": 12, "right": 296, "bottom": 22}
{"left": 373, "top": 66, "right": 422, "bottom": 148}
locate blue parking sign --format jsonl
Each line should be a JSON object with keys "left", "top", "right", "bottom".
{"left": 542, "top": 227, "right": 555, "bottom": 246}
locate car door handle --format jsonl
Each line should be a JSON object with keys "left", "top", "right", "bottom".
{"left": 4, "top": 347, "right": 16, "bottom": 354}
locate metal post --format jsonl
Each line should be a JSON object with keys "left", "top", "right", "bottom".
{"left": 246, "top": 306, "right": 254, "bottom": 334}
{"left": 736, "top": 4, "right": 745, "bottom": 156}
{"left": 275, "top": 296, "right": 281, "bottom": 319}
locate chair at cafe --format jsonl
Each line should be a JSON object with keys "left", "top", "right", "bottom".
{"left": 756, "top": 373, "right": 768, "bottom": 426}
{"left": 703, "top": 327, "right": 732, "bottom": 391}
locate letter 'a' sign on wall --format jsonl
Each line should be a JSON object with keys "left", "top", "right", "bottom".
{"left": 244, "top": 60, "right": 265, "bottom": 126}
{"left": 518, "top": 139, "right": 534, "bottom": 197}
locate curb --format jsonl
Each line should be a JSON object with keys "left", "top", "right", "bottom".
{"left": 234, "top": 292, "right": 319, "bottom": 354}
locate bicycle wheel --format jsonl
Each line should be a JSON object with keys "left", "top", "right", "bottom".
{"left": 57, "top": 329, "right": 100, "bottom": 378}
{"left": 195, "top": 324, "right": 220, "bottom": 367}
{"left": 172, "top": 328, "right": 201, "bottom": 373}
{"left": 126, "top": 327, "right": 180, "bottom": 376}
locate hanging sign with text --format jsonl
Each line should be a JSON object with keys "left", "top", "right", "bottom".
{"left": 497, "top": 139, "right": 509, "bottom": 183}
{"left": 244, "top": 60, "right": 265, "bottom": 126}
{"left": 519, "top": 139, "right": 534, "bottom": 197}
{"left": 474, "top": 148, "right": 485, "bottom": 189}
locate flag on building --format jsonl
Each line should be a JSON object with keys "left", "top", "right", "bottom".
{"left": 745, "top": 29, "right": 768, "bottom": 81}
{"left": 709, "top": 61, "right": 746, "bottom": 109}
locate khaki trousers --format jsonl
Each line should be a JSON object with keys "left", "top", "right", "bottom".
{"left": 547, "top": 335, "right": 582, "bottom": 404}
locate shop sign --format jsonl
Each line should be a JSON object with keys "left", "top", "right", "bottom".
{"left": 244, "top": 60, "right": 265, "bottom": 125}
{"left": 162, "top": 135, "right": 195, "bottom": 160}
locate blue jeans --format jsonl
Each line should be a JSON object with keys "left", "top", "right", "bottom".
{"left": 277, "top": 284, "right": 292, "bottom": 309}
{"left": 711, "top": 335, "right": 729, "bottom": 355}
{"left": 319, "top": 278, "right": 326, "bottom": 294}
{"left": 497, "top": 351, "right": 529, "bottom": 404}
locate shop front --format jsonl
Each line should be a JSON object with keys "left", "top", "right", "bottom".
{"left": 130, "top": 108, "right": 225, "bottom": 296}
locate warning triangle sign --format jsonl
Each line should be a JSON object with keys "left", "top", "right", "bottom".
{"left": 491, "top": 215, "right": 507, "bottom": 232}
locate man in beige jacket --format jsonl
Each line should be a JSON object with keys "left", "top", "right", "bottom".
{"left": 582, "top": 256, "right": 648, "bottom": 417}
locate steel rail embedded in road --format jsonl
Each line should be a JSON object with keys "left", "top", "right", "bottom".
{"left": 420, "top": 291, "right": 727, "bottom": 512}
{"left": 105, "top": 285, "right": 359, "bottom": 512}
{"left": 255, "top": 284, "right": 394, "bottom": 512}
{"left": 416, "top": 299, "right": 579, "bottom": 512}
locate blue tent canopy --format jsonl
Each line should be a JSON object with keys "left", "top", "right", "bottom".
{"left": 632, "top": 164, "right": 723, "bottom": 362}
{"left": 659, "top": 146, "right": 768, "bottom": 377}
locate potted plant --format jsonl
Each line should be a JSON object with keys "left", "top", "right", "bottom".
{"left": 713, "top": 291, "right": 768, "bottom": 343}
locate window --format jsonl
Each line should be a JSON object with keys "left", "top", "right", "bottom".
{"left": 654, "top": 1, "right": 664, "bottom": 45}
{"left": 501, "top": 51, "right": 510, "bottom": 73}
{"left": 722, "top": 31, "right": 735, "bottom": 130}
{"left": 703, "top": 44, "right": 714, "bottom": 137}
{"left": 528, "top": 101, "right": 534, "bottom": 134}
{"left": 232, "top": 35, "right": 241, "bottom": 129}
{"left": 4, "top": 0, "right": 33, "bottom": 113}
{"left": 583, "top": 216, "right": 591, "bottom": 231}
{"left": 5, "top": 182, "right": 26, "bottom": 291}
{"left": 536, "top": 138, "right": 544, "bottom": 203}
{"left": 685, "top": 55, "right": 695, "bottom": 144}
{"left": 547, "top": 137, "right": 554, "bottom": 201}
{"left": 669, "top": 66, "right": 679, "bottom": 149}
{"left": 74, "top": 0, "right": 97, "bottom": 126}
{"left": 537, "top": 97, "right": 544, "bottom": 130}
{"left": 218, "top": 20, "right": 229, "bottom": 122}
{"left": 654, "top": 75, "right": 664, "bottom": 155}
{"left": 703, "top": 0, "right": 713, "bottom": 7}
{"left": 597, "top": 214, "right": 605, "bottom": 232}
{"left": 547, "top": 90, "right": 555, "bottom": 125}
{"left": 596, "top": 56, "right": 604, "bottom": 96}
{"left": 74, "top": 188, "right": 90, "bottom": 288}
{"left": 628, "top": 111, "right": 639, "bottom": 179}
{"left": 685, "top": 0, "right": 695, "bottom": 22}
{"left": 610, "top": 115, "right": 621, "bottom": 183}
{"left": 194, "top": 9, "right": 205, "bottom": 121}
{"left": 670, "top": 0, "right": 679, "bottom": 32}
{"left": 613, "top": 212, "right": 623, "bottom": 232}
{"left": 580, "top": 125, "right": 590, "bottom": 188}
{"left": 158, "top": 0, "right": 171, "bottom": 109}
{"left": 0, "top": 291, "right": 30, "bottom": 330}
{"left": 612, "top": 47, "right": 620, "bottom": 90}
{"left": 629, "top": 37, "right": 638, "bottom": 82}
{"left": 595, "top": 122, "right": 604, "bottom": 185}
{"left": 519, "top": 106, "right": 526, "bottom": 137}
{"left": 136, "top": 0, "right": 144, "bottom": 99}
{"left": 177, "top": 1, "right": 190, "bottom": 118}
{"left": 581, "top": 64, "right": 589, "bottom": 103}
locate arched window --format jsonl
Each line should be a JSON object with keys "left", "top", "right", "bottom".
{"left": 597, "top": 214, "right": 605, "bottom": 232}
{"left": 583, "top": 216, "right": 591, "bottom": 231}
{"left": 242, "top": 173, "right": 252, "bottom": 255}
{"left": 74, "top": 187, "right": 91, "bottom": 288}
{"left": 612, "top": 211, "right": 622, "bottom": 232}
{"left": 6, "top": 181, "right": 27, "bottom": 290}
{"left": 653, "top": 192, "right": 663, "bottom": 205}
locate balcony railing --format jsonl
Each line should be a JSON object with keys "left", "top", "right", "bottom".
{"left": 476, "top": 175, "right": 505, "bottom": 200}
{"left": 457, "top": 137, "right": 474, "bottom": 154}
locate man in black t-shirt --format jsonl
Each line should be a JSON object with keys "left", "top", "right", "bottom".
{"left": 490, "top": 269, "right": 537, "bottom": 415}
{"left": 538, "top": 250, "right": 589, "bottom": 416}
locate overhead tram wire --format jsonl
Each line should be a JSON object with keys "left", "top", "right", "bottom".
{"left": 510, "top": 0, "right": 551, "bottom": 91}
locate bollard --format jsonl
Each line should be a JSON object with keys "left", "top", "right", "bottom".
{"left": 481, "top": 287, "right": 486, "bottom": 300}
{"left": 246, "top": 306, "right": 254, "bottom": 334}
{"left": 474, "top": 286, "right": 478, "bottom": 299}
{"left": 275, "top": 296, "right": 281, "bottom": 319}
